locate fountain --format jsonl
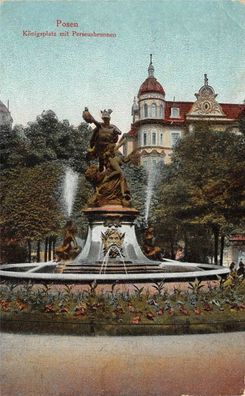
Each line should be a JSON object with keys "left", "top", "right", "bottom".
{"left": 63, "top": 167, "right": 79, "bottom": 217}
{"left": 0, "top": 107, "right": 229, "bottom": 283}
{"left": 144, "top": 162, "right": 162, "bottom": 224}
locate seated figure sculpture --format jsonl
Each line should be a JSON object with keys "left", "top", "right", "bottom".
{"left": 55, "top": 221, "right": 80, "bottom": 261}
{"left": 83, "top": 108, "right": 132, "bottom": 207}
{"left": 143, "top": 226, "right": 162, "bottom": 260}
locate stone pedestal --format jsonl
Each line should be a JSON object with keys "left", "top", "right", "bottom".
{"left": 63, "top": 205, "right": 162, "bottom": 274}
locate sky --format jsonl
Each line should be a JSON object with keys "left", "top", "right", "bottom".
{"left": 1, "top": 0, "right": 245, "bottom": 133}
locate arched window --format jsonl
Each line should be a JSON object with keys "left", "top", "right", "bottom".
{"left": 160, "top": 132, "right": 163, "bottom": 146}
{"left": 159, "top": 104, "right": 164, "bottom": 118}
{"left": 152, "top": 131, "right": 157, "bottom": 145}
{"left": 144, "top": 103, "right": 148, "bottom": 118}
{"left": 151, "top": 103, "right": 157, "bottom": 118}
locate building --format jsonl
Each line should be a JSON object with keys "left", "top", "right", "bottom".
{"left": 224, "top": 234, "right": 245, "bottom": 267}
{"left": 124, "top": 56, "right": 245, "bottom": 169}
{"left": 0, "top": 100, "right": 13, "bottom": 128}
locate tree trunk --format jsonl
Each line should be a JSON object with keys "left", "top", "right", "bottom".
{"left": 170, "top": 240, "right": 175, "bottom": 260}
{"left": 220, "top": 235, "right": 225, "bottom": 266}
{"left": 44, "top": 237, "right": 48, "bottom": 262}
{"left": 48, "top": 237, "right": 52, "bottom": 261}
{"left": 36, "top": 241, "right": 41, "bottom": 263}
{"left": 27, "top": 240, "right": 32, "bottom": 263}
{"left": 52, "top": 238, "right": 56, "bottom": 257}
{"left": 184, "top": 231, "right": 188, "bottom": 261}
{"left": 212, "top": 226, "right": 219, "bottom": 265}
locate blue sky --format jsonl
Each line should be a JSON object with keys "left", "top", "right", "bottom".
{"left": 1, "top": 0, "right": 245, "bottom": 132}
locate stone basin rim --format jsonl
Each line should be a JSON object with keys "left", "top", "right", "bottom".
{"left": 0, "top": 261, "right": 230, "bottom": 283}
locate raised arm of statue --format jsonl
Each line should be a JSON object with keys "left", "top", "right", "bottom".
{"left": 82, "top": 107, "right": 101, "bottom": 128}
{"left": 91, "top": 118, "right": 101, "bottom": 128}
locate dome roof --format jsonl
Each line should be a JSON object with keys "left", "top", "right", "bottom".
{"left": 138, "top": 55, "right": 165, "bottom": 97}
{"left": 138, "top": 76, "right": 165, "bottom": 96}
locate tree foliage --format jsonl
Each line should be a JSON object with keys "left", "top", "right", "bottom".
{"left": 0, "top": 110, "right": 95, "bottom": 262}
{"left": 24, "top": 110, "right": 92, "bottom": 170}
{"left": 155, "top": 124, "right": 245, "bottom": 263}
{"left": 1, "top": 163, "right": 63, "bottom": 243}
{"left": 124, "top": 162, "right": 147, "bottom": 220}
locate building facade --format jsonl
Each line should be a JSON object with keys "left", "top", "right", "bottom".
{"left": 0, "top": 100, "right": 13, "bottom": 128}
{"left": 124, "top": 56, "right": 245, "bottom": 169}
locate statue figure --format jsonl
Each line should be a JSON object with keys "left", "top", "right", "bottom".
{"left": 83, "top": 108, "right": 122, "bottom": 171}
{"left": 55, "top": 221, "right": 80, "bottom": 261}
{"left": 143, "top": 226, "right": 162, "bottom": 260}
{"left": 83, "top": 108, "right": 132, "bottom": 207}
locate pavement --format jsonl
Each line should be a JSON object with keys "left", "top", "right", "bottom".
{"left": 0, "top": 332, "right": 245, "bottom": 396}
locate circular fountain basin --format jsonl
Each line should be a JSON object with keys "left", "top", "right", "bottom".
{"left": 0, "top": 260, "right": 229, "bottom": 283}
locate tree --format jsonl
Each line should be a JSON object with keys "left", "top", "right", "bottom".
{"left": 23, "top": 111, "right": 93, "bottom": 169}
{"left": 0, "top": 124, "right": 28, "bottom": 169}
{"left": 238, "top": 108, "right": 245, "bottom": 136}
{"left": 156, "top": 124, "right": 245, "bottom": 264}
{"left": 124, "top": 161, "right": 147, "bottom": 224}
{"left": 0, "top": 163, "right": 63, "bottom": 262}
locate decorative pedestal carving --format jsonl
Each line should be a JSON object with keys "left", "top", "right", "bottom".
{"left": 63, "top": 205, "right": 162, "bottom": 274}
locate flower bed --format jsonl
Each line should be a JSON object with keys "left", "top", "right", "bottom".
{"left": 1, "top": 279, "right": 245, "bottom": 335}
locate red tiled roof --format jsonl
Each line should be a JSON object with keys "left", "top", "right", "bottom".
{"left": 164, "top": 101, "right": 193, "bottom": 123}
{"left": 138, "top": 77, "right": 165, "bottom": 96}
{"left": 126, "top": 102, "right": 245, "bottom": 136}
{"left": 220, "top": 103, "right": 245, "bottom": 119}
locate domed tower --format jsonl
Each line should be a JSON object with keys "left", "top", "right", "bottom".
{"left": 132, "top": 55, "right": 166, "bottom": 169}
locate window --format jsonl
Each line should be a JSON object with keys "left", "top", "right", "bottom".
{"left": 171, "top": 132, "right": 181, "bottom": 146}
{"left": 143, "top": 132, "right": 147, "bottom": 146}
{"left": 170, "top": 107, "right": 180, "bottom": 118}
{"left": 160, "top": 133, "right": 163, "bottom": 146}
{"left": 159, "top": 105, "right": 164, "bottom": 118}
{"left": 144, "top": 103, "right": 148, "bottom": 118}
{"left": 152, "top": 132, "right": 157, "bottom": 145}
{"left": 151, "top": 103, "right": 157, "bottom": 118}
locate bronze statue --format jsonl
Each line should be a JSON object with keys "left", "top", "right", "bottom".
{"left": 55, "top": 221, "right": 80, "bottom": 261}
{"left": 83, "top": 108, "right": 132, "bottom": 207}
{"left": 83, "top": 108, "right": 122, "bottom": 171}
{"left": 143, "top": 226, "right": 162, "bottom": 260}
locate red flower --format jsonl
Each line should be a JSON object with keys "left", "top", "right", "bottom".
{"left": 179, "top": 307, "right": 189, "bottom": 316}
{"left": 146, "top": 312, "right": 155, "bottom": 321}
{"left": 132, "top": 316, "right": 141, "bottom": 324}
{"left": 203, "top": 303, "right": 213, "bottom": 312}
{"left": 44, "top": 304, "right": 56, "bottom": 313}
{"left": 168, "top": 308, "right": 175, "bottom": 316}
